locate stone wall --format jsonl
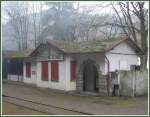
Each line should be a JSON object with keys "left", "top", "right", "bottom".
{"left": 118, "top": 69, "right": 148, "bottom": 97}
{"left": 98, "top": 75, "right": 108, "bottom": 95}
{"left": 76, "top": 63, "right": 83, "bottom": 92}
{"left": 134, "top": 70, "right": 148, "bottom": 96}
{"left": 76, "top": 59, "right": 108, "bottom": 95}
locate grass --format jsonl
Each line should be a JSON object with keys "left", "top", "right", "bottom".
{"left": 3, "top": 81, "right": 148, "bottom": 109}
{"left": 91, "top": 96, "right": 139, "bottom": 107}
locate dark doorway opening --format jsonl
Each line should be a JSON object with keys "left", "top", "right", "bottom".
{"left": 2, "top": 58, "right": 23, "bottom": 79}
{"left": 83, "top": 60, "right": 98, "bottom": 92}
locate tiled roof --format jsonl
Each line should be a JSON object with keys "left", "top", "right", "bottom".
{"left": 48, "top": 36, "right": 127, "bottom": 53}
{"left": 4, "top": 36, "right": 143, "bottom": 58}
{"left": 3, "top": 49, "right": 34, "bottom": 58}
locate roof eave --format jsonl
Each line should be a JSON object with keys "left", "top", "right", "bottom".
{"left": 127, "top": 38, "right": 145, "bottom": 55}
{"left": 105, "top": 37, "right": 144, "bottom": 55}
{"left": 47, "top": 41, "right": 66, "bottom": 53}
{"left": 105, "top": 37, "right": 129, "bottom": 52}
{"left": 66, "top": 51, "right": 105, "bottom": 54}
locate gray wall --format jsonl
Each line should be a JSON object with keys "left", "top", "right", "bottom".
{"left": 118, "top": 69, "right": 148, "bottom": 97}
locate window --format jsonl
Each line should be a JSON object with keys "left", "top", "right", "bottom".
{"left": 41, "top": 61, "right": 48, "bottom": 81}
{"left": 70, "top": 61, "right": 76, "bottom": 80}
{"left": 51, "top": 61, "right": 59, "bottom": 81}
{"left": 26, "top": 62, "right": 31, "bottom": 77}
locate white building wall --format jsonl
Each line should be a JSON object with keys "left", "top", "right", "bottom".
{"left": 105, "top": 42, "right": 139, "bottom": 73}
{"left": 48, "top": 60, "right": 67, "bottom": 90}
{"left": 36, "top": 61, "right": 50, "bottom": 88}
{"left": 7, "top": 74, "right": 22, "bottom": 82}
{"left": 23, "top": 56, "right": 76, "bottom": 91}
{"left": 34, "top": 57, "right": 76, "bottom": 91}
{"left": 23, "top": 62, "right": 36, "bottom": 84}
{"left": 22, "top": 42, "right": 139, "bottom": 90}
{"left": 65, "top": 56, "right": 76, "bottom": 91}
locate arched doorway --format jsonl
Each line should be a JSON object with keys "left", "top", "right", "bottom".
{"left": 83, "top": 59, "right": 99, "bottom": 92}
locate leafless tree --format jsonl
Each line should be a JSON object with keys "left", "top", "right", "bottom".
{"left": 110, "top": 2, "right": 148, "bottom": 68}
{"left": 4, "top": 2, "right": 29, "bottom": 51}
{"left": 77, "top": 3, "right": 120, "bottom": 41}
{"left": 31, "top": 2, "right": 44, "bottom": 48}
{"left": 3, "top": 1, "right": 148, "bottom": 68}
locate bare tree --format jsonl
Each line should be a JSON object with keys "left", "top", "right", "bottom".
{"left": 31, "top": 3, "right": 37, "bottom": 48}
{"left": 4, "top": 2, "right": 29, "bottom": 51}
{"left": 31, "top": 2, "right": 44, "bottom": 48}
{"left": 38, "top": 2, "right": 77, "bottom": 41}
{"left": 77, "top": 3, "right": 119, "bottom": 41}
{"left": 110, "top": 2, "right": 148, "bottom": 68}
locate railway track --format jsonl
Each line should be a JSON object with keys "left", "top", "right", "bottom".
{"left": 3, "top": 100, "right": 51, "bottom": 115}
{"left": 3, "top": 94, "right": 93, "bottom": 115}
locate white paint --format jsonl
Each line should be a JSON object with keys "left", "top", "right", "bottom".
{"left": 23, "top": 62, "right": 37, "bottom": 85}
{"left": 37, "top": 61, "right": 66, "bottom": 90}
{"left": 7, "top": 74, "right": 22, "bottom": 82}
{"left": 138, "top": 57, "right": 141, "bottom": 65}
{"left": 119, "top": 60, "right": 128, "bottom": 70}
{"left": 22, "top": 41, "right": 139, "bottom": 91}
{"left": 105, "top": 42, "right": 139, "bottom": 73}
{"left": 24, "top": 56, "right": 76, "bottom": 91}
{"left": 36, "top": 61, "right": 50, "bottom": 88}
{"left": 65, "top": 56, "right": 76, "bottom": 91}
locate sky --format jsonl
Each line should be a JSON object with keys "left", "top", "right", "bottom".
{"left": 1, "top": 1, "right": 112, "bottom": 24}
{"left": 1, "top": 1, "right": 149, "bottom": 24}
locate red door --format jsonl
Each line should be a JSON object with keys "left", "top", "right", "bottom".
{"left": 71, "top": 61, "right": 76, "bottom": 80}
{"left": 51, "top": 61, "right": 59, "bottom": 81}
{"left": 41, "top": 61, "right": 48, "bottom": 81}
{"left": 26, "top": 62, "right": 31, "bottom": 77}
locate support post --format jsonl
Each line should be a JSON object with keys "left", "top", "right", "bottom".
{"left": 104, "top": 55, "right": 110, "bottom": 96}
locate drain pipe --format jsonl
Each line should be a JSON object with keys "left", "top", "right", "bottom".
{"left": 104, "top": 55, "right": 110, "bottom": 96}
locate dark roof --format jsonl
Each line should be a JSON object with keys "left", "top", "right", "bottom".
{"left": 4, "top": 36, "right": 143, "bottom": 59}
{"left": 47, "top": 37, "right": 126, "bottom": 53}
{"left": 3, "top": 50, "right": 33, "bottom": 58}
{"left": 46, "top": 36, "right": 144, "bottom": 54}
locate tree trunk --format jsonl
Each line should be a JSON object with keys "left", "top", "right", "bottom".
{"left": 139, "top": 2, "right": 147, "bottom": 68}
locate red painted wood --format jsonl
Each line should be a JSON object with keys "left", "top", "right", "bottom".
{"left": 51, "top": 61, "right": 59, "bottom": 81}
{"left": 71, "top": 61, "right": 76, "bottom": 80}
{"left": 26, "top": 62, "right": 31, "bottom": 77}
{"left": 42, "top": 61, "right": 48, "bottom": 81}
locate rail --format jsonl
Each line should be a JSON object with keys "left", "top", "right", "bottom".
{"left": 3, "top": 94, "right": 93, "bottom": 115}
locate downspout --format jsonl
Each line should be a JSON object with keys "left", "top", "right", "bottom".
{"left": 17, "top": 59, "right": 19, "bottom": 82}
{"left": 104, "top": 54, "right": 110, "bottom": 96}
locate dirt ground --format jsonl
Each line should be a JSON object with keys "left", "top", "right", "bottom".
{"left": 2, "top": 81, "right": 148, "bottom": 115}
{"left": 3, "top": 102, "right": 46, "bottom": 115}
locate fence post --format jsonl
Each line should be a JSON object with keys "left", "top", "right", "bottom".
{"left": 134, "top": 70, "right": 136, "bottom": 97}
{"left": 132, "top": 71, "right": 134, "bottom": 97}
